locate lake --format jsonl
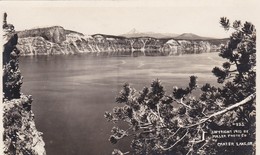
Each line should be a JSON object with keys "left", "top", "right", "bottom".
{"left": 20, "top": 52, "right": 224, "bottom": 155}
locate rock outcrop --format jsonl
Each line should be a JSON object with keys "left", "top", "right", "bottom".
{"left": 16, "top": 27, "right": 227, "bottom": 56}
{"left": 18, "top": 26, "right": 66, "bottom": 44}
{"left": 2, "top": 13, "right": 46, "bottom": 155}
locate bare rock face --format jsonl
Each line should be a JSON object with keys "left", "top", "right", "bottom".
{"left": 14, "top": 21, "right": 227, "bottom": 57}
{"left": 18, "top": 26, "right": 66, "bottom": 44}
{"left": 2, "top": 13, "right": 46, "bottom": 155}
{"left": 16, "top": 28, "right": 227, "bottom": 56}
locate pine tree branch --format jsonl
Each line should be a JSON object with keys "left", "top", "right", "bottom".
{"left": 185, "top": 142, "right": 195, "bottom": 155}
{"left": 150, "top": 110, "right": 165, "bottom": 126}
{"left": 183, "top": 93, "right": 256, "bottom": 128}
{"left": 166, "top": 127, "right": 181, "bottom": 141}
{"left": 139, "top": 123, "right": 153, "bottom": 129}
{"left": 174, "top": 98, "right": 192, "bottom": 109}
{"left": 197, "top": 142, "right": 207, "bottom": 153}
{"left": 114, "top": 132, "right": 128, "bottom": 139}
{"left": 157, "top": 129, "right": 189, "bottom": 151}
{"left": 190, "top": 130, "right": 205, "bottom": 144}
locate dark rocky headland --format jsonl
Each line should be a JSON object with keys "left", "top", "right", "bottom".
{"left": 2, "top": 13, "right": 46, "bottom": 155}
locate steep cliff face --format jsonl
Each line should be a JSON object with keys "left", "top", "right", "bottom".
{"left": 2, "top": 13, "right": 46, "bottom": 155}
{"left": 17, "top": 26, "right": 227, "bottom": 56}
{"left": 18, "top": 26, "right": 66, "bottom": 44}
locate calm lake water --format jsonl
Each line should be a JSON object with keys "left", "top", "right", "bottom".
{"left": 20, "top": 52, "right": 224, "bottom": 155}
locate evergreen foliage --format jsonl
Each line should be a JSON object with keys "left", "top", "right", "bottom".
{"left": 105, "top": 18, "right": 256, "bottom": 155}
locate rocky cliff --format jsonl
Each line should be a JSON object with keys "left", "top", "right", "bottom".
{"left": 2, "top": 13, "right": 46, "bottom": 155}
{"left": 17, "top": 26, "right": 227, "bottom": 56}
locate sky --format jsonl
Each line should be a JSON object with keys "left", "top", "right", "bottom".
{"left": 1, "top": 0, "right": 259, "bottom": 38}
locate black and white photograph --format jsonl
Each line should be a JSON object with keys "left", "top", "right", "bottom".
{"left": 1, "top": 1, "right": 258, "bottom": 155}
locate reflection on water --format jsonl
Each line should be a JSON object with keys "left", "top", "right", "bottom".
{"left": 20, "top": 53, "right": 223, "bottom": 155}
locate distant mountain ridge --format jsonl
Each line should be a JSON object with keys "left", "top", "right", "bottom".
{"left": 120, "top": 28, "right": 179, "bottom": 39}
{"left": 175, "top": 33, "right": 217, "bottom": 40}
{"left": 120, "top": 29, "right": 220, "bottom": 40}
